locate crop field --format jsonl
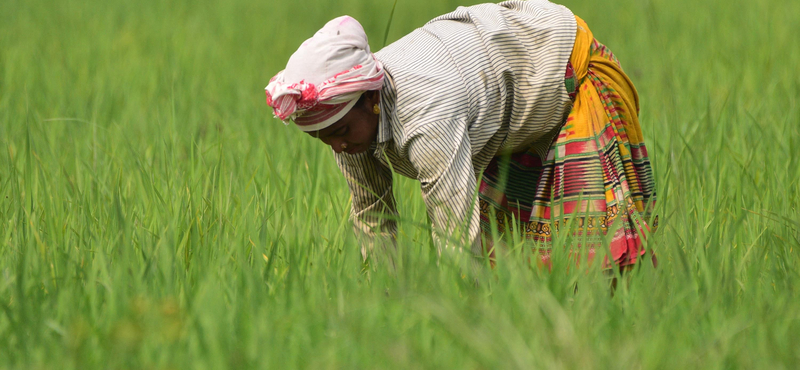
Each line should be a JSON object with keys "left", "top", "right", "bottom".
{"left": 1, "top": 0, "right": 799, "bottom": 368}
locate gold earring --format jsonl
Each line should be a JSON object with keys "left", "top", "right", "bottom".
{"left": 373, "top": 104, "right": 380, "bottom": 115}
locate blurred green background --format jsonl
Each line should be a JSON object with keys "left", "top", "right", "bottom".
{"left": 1, "top": 0, "right": 799, "bottom": 368}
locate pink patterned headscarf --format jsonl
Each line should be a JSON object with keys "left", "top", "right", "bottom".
{"left": 265, "top": 16, "right": 384, "bottom": 132}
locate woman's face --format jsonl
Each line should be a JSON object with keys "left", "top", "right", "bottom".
{"left": 306, "top": 91, "right": 380, "bottom": 155}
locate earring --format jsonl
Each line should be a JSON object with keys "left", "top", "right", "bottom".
{"left": 373, "top": 104, "right": 380, "bottom": 115}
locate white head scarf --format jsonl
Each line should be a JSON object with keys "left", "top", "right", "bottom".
{"left": 265, "top": 16, "right": 384, "bottom": 132}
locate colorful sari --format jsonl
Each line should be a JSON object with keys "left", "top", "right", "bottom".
{"left": 478, "top": 16, "right": 657, "bottom": 268}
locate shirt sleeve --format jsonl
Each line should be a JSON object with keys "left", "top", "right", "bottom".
{"left": 334, "top": 149, "right": 398, "bottom": 258}
{"left": 406, "top": 118, "right": 482, "bottom": 256}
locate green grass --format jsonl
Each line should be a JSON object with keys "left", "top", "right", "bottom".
{"left": 1, "top": 0, "right": 799, "bottom": 368}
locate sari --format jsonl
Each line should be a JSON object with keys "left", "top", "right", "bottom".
{"left": 478, "top": 16, "right": 657, "bottom": 268}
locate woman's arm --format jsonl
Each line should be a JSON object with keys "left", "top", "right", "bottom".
{"left": 407, "top": 118, "right": 482, "bottom": 257}
{"left": 334, "top": 150, "right": 397, "bottom": 262}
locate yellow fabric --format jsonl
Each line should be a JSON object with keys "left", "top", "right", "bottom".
{"left": 567, "top": 16, "right": 648, "bottom": 214}
{"left": 569, "top": 16, "right": 593, "bottom": 82}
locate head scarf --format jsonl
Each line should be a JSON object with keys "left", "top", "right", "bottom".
{"left": 265, "top": 16, "right": 384, "bottom": 132}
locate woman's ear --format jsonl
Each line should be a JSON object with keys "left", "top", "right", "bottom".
{"left": 364, "top": 90, "right": 380, "bottom": 108}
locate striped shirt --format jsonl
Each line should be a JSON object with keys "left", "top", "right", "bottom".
{"left": 335, "top": 0, "right": 577, "bottom": 255}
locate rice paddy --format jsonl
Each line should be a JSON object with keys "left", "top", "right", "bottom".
{"left": 1, "top": 0, "right": 799, "bottom": 368}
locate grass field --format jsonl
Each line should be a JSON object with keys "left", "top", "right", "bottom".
{"left": 1, "top": 0, "right": 799, "bottom": 368}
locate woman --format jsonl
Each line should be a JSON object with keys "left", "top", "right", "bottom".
{"left": 266, "top": 0, "right": 657, "bottom": 269}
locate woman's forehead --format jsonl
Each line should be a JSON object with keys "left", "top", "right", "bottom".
{"left": 308, "top": 118, "right": 349, "bottom": 138}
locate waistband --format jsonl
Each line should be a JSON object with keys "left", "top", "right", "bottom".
{"left": 564, "top": 16, "right": 594, "bottom": 100}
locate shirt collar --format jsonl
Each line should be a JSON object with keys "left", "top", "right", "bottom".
{"left": 376, "top": 69, "right": 397, "bottom": 144}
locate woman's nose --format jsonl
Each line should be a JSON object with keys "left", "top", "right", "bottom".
{"left": 319, "top": 137, "right": 338, "bottom": 152}
{"left": 331, "top": 139, "right": 346, "bottom": 153}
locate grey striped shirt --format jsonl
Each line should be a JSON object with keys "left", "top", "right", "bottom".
{"left": 335, "top": 0, "right": 577, "bottom": 255}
